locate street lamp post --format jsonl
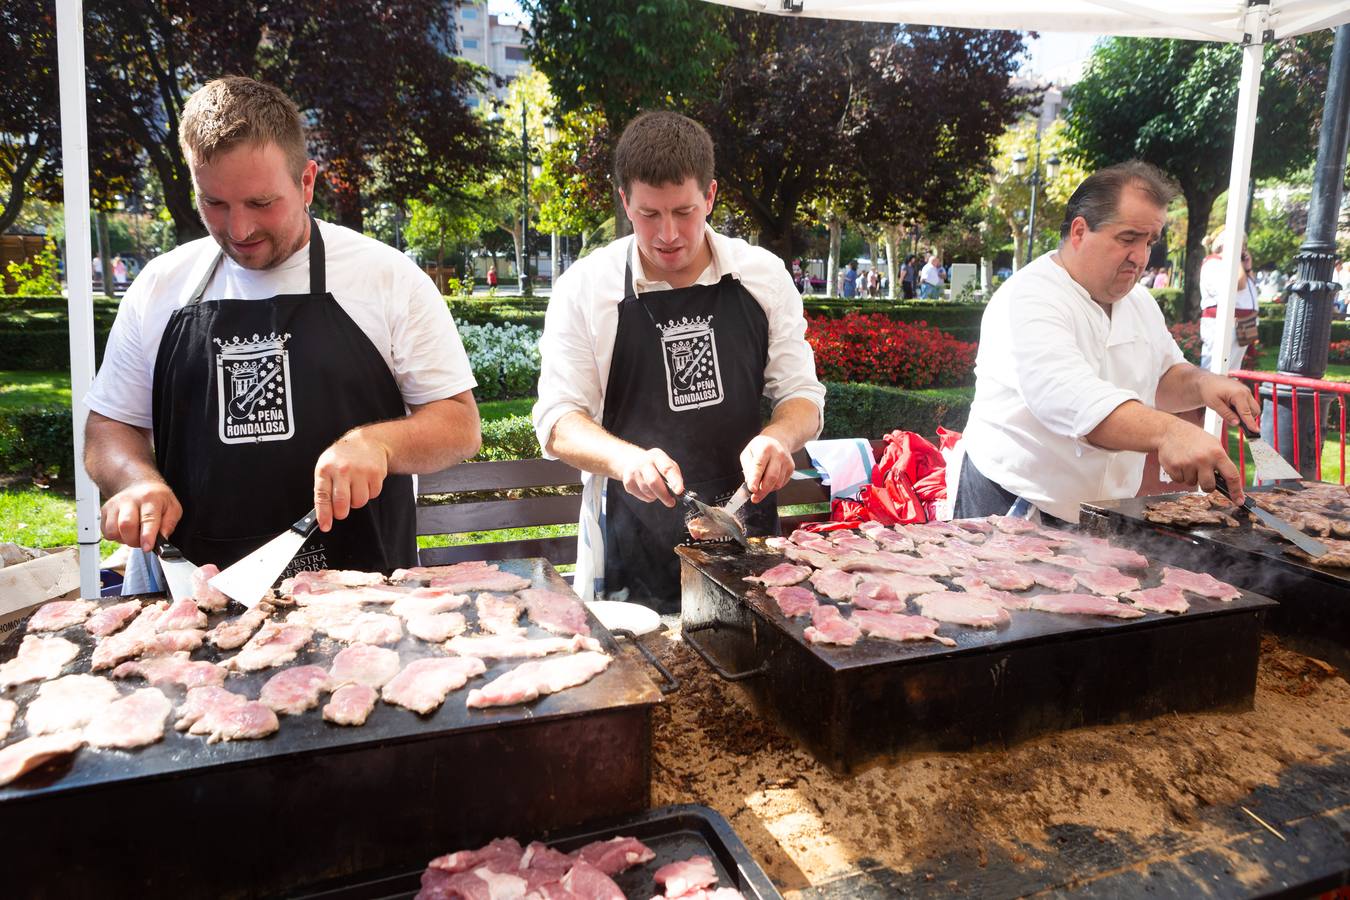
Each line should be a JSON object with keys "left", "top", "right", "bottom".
{"left": 519, "top": 101, "right": 533, "bottom": 297}
{"left": 1011, "top": 144, "right": 1061, "bottom": 268}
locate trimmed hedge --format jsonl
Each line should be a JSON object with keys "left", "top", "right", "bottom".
{"left": 1150, "top": 288, "right": 1185, "bottom": 325}
{"left": 1259, "top": 316, "right": 1350, "bottom": 348}
{"left": 822, "top": 382, "right": 971, "bottom": 440}
{"left": 474, "top": 415, "right": 541, "bottom": 461}
{"left": 0, "top": 406, "right": 74, "bottom": 476}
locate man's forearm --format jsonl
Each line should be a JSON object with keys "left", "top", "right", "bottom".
{"left": 1154, "top": 363, "right": 1206, "bottom": 414}
{"left": 84, "top": 411, "right": 164, "bottom": 496}
{"left": 352, "top": 392, "right": 481, "bottom": 475}
{"left": 546, "top": 411, "right": 643, "bottom": 480}
{"left": 761, "top": 397, "right": 820, "bottom": 453}
{"left": 1085, "top": 399, "right": 1181, "bottom": 455}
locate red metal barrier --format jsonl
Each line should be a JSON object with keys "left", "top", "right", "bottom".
{"left": 1228, "top": 369, "right": 1350, "bottom": 484}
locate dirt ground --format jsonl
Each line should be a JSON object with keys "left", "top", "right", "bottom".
{"left": 649, "top": 632, "right": 1349, "bottom": 895}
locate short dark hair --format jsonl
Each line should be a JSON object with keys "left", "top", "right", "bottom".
{"left": 613, "top": 111, "right": 715, "bottom": 196}
{"left": 1060, "top": 161, "right": 1179, "bottom": 240}
{"left": 180, "top": 76, "right": 308, "bottom": 182}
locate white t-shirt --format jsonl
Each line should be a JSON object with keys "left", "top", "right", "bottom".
{"left": 1199, "top": 254, "right": 1259, "bottom": 371}
{"left": 920, "top": 262, "right": 944, "bottom": 286}
{"left": 86, "top": 220, "right": 477, "bottom": 429}
{"left": 961, "top": 252, "right": 1187, "bottom": 523}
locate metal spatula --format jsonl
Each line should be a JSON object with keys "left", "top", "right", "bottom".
{"left": 662, "top": 475, "right": 748, "bottom": 547}
{"left": 1213, "top": 472, "right": 1328, "bottom": 558}
{"left": 1237, "top": 423, "right": 1303, "bottom": 483}
{"left": 154, "top": 537, "right": 199, "bottom": 604}
{"left": 208, "top": 508, "right": 318, "bottom": 608}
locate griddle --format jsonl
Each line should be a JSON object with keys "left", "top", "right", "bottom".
{"left": 677, "top": 539, "right": 1276, "bottom": 773}
{"left": 293, "top": 803, "right": 781, "bottom": 899}
{"left": 1081, "top": 488, "right": 1350, "bottom": 674}
{"left": 0, "top": 558, "right": 666, "bottom": 899}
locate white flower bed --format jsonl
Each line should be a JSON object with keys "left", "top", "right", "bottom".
{"left": 459, "top": 322, "right": 542, "bottom": 401}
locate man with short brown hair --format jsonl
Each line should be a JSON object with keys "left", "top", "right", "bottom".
{"left": 534, "top": 111, "right": 825, "bottom": 611}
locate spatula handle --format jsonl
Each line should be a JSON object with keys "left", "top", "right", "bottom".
{"left": 291, "top": 508, "right": 319, "bottom": 537}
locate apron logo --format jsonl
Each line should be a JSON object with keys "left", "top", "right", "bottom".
{"left": 214, "top": 332, "right": 295, "bottom": 444}
{"left": 658, "top": 315, "right": 724, "bottom": 411}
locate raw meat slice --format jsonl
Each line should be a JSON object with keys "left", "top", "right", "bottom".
{"left": 391, "top": 588, "right": 469, "bottom": 619}
{"left": 280, "top": 569, "right": 385, "bottom": 595}
{"left": 206, "top": 601, "right": 273, "bottom": 650}
{"left": 326, "top": 612, "right": 404, "bottom": 645}
{"left": 803, "top": 604, "right": 862, "bottom": 646}
{"left": 655, "top": 856, "right": 719, "bottom": 897}
{"left": 191, "top": 563, "right": 231, "bottom": 612}
{"left": 85, "top": 600, "right": 141, "bottom": 638}
{"left": 808, "top": 568, "right": 860, "bottom": 600}
{"left": 851, "top": 579, "right": 900, "bottom": 610}
{"left": 294, "top": 584, "right": 411, "bottom": 606}
{"left": 572, "top": 836, "right": 657, "bottom": 875}
{"left": 139, "top": 629, "right": 206, "bottom": 657}
{"left": 963, "top": 562, "right": 1036, "bottom": 592}
{"left": 987, "top": 515, "right": 1038, "bottom": 534}
{"left": 407, "top": 612, "right": 467, "bottom": 643}
{"left": 781, "top": 544, "right": 836, "bottom": 569}
{"left": 789, "top": 528, "right": 823, "bottom": 545}
{"left": 1123, "top": 585, "right": 1190, "bottom": 614}
{"left": 84, "top": 687, "right": 173, "bottom": 749}
{"left": 763, "top": 536, "right": 790, "bottom": 551}
{"left": 1021, "top": 562, "right": 1077, "bottom": 592}
{"left": 475, "top": 593, "right": 525, "bottom": 636}
{"left": 25, "top": 674, "right": 120, "bottom": 735}
{"left": 867, "top": 528, "right": 917, "bottom": 552}
{"left": 913, "top": 592, "right": 1010, "bottom": 628}
{"left": 952, "top": 578, "right": 1032, "bottom": 610}
{"left": 851, "top": 609, "right": 956, "bottom": 646}
{"left": 0, "top": 634, "right": 79, "bottom": 688}
{"left": 839, "top": 550, "right": 951, "bottom": 578}
{"left": 175, "top": 686, "right": 279, "bottom": 743}
{"left": 260, "top": 665, "right": 331, "bottom": 715}
{"left": 226, "top": 623, "right": 313, "bottom": 672}
{"left": 560, "top": 861, "right": 624, "bottom": 899}
{"left": 0, "top": 699, "right": 15, "bottom": 741}
{"left": 156, "top": 597, "right": 209, "bottom": 633}
{"left": 953, "top": 518, "right": 995, "bottom": 535}
{"left": 871, "top": 573, "right": 946, "bottom": 600}
{"left": 969, "top": 542, "right": 1036, "bottom": 563}
{"left": 1081, "top": 544, "right": 1150, "bottom": 569}
{"left": 111, "top": 651, "right": 226, "bottom": 689}
{"left": 764, "top": 585, "right": 818, "bottom": 618}
{"left": 920, "top": 544, "right": 980, "bottom": 569}
{"left": 425, "top": 837, "right": 525, "bottom": 876}
{"left": 830, "top": 534, "right": 878, "bottom": 555}
{"left": 286, "top": 600, "right": 363, "bottom": 634}
{"left": 90, "top": 601, "right": 168, "bottom": 671}
{"left": 393, "top": 561, "right": 531, "bottom": 593}
{"left": 27, "top": 599, "right": 97, "bottom": 633}
{"left": 1030, "top": 593, "right": 1145, "bottom": 618}
{"left": 445, "top": 633, "right": 603, "bottom": 659}
{"left": 465, "top": 651, "right": 610, "bottom": 709}
{"left": 743, "top": 563, "right": 812, "bottom": 587}
{"left": 323, "top": 683, "right": 378, "bottom": 726}
{"left": 1160, "top": 567, "right": 1241, "bottom": 602}
{"left": 519, "top": 588, "right": 591, "bottom": 637}
{"left": 901, "top": 524, "right": 950, "bottom": 544}
{"left": 928, "top": 521, "right": 987, "bottom": 544}
{"left": 0, "top": 733, "right": 84, "bottom": 787}
{"left": 1042, "top": 554, "right": 1091, "bottom": 570}
{"left": 1074, "top": 566, "right": 1141, "bottom": 597}
{"left": 329, "top": 643, "right": 402, "bottom": 688}
{"left": 384, "top": 657, "right": 488, "bottom": 714}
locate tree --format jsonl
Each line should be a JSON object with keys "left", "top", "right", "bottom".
{"left": 1065, "top": 36, "right": 1330, "bottom": 318}
{"left": 535, "top": 106, "right": 612, "bottom": 249}
{"left": 986, "top": 119, "right": 1087, "bottom": 271}
{"left": 1247, "top": 197, "right": 1306, "bottom": 272}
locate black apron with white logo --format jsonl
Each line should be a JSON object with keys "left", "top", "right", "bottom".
{"left": 150, "top": 218, "right": 416, "bottom": 574}
{"left": 601, "top": 242, "right": 777, "bottom": 613}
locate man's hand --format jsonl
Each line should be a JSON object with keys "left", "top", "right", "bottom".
{"left": 100, "top": 479, "right": 182, "bottom": 553}
{"left": 1198, "top": 373, "right": 1262, "bottom": 434}
{"left": 619, "top": 447, "right": 682, "bottom": 507}
{"left": 740, "top": 433, "right": 795, "bottom": 504}
{"left": 1157, "top": 418, "right": 1243, "bottom": 499}
{"left": 314, "top": 429, "right": 391, "bottom": 532}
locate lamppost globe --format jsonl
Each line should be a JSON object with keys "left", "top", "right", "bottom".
{"left": 1011, "top": 151, "right": 1028, "bottom": 177}
{"left": 1047, "top": 154, "right": 1062, "bottom": 182}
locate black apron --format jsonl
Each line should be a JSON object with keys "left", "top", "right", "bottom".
{"left": 150, "top": 217, "right": 417, "bottom": 575}
{"left": 601, "top": 242, "right": 777, "bottom": 613}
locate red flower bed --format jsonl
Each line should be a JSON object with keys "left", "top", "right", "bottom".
{"left": 806, "top": 313, "right": 976, "bottom": 389}
{"left": 1170, "top": 321, "right": 1262, "bottom": 368}
{"left": 1330, "top": 340, "right": 1350, "bottom": 364}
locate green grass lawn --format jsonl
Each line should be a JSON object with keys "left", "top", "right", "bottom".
{"left": 0, "top": 370, "right": 72, "bottom": 411}
{"left": 0, "top": 487, "right": 118, "bottom": 557}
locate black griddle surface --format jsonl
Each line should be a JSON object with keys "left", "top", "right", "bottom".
{"left": 0, "top": 558, "right": 662, "bottom": 802}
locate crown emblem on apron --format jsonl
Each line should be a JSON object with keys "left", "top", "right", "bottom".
{"left": 213, "top": 332, "right": 296, "bottom": 444}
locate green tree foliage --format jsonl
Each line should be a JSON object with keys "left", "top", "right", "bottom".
{"left": 986, "top": 119, "right": 1088, "bottom": 270}
{"left": 1247, "top": 199, "right": 1305, "bottom": 272}
{"left": 535, "top": 107, "right": 613, "bottom": 246}
{"left": 5, "top": 240, "right": 63, "bottom": 296}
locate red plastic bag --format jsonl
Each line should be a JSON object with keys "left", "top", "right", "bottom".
{"left": 829, "top": 430, "right": 951, "bottom": 526}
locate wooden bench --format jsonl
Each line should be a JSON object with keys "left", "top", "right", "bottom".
{"left": 415, "top": 439, "right": 889, "bottom": 567}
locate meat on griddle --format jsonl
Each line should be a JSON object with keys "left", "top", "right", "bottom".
{"left": 464, "top": 651, "right": 608, "bottom": 709}
{"left": 323, "top": 683, "right": 378, "bottom": 726}
{"left": 1285, "top": 536, "right": 1350, "bottom": 568}
{"left": 803, "top": 604, "right": 862, "bottom": 646}
{"left": 84, "top": 687, "right": 173, "bottom": 749}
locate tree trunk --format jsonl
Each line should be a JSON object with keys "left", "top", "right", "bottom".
{"left": 1181, "top": 190, "right": 1218, "bottom": 321}
{"left": 0, "top": 138, "right": 43, "bottom": 236}
{"left": 96, "top": 212, "right": 113, "bottom": 298}
{"left": 881, "top": 224, "right": 902, "bottom": 299}
{"left": 1008, "top": 218, "right": 1024, "bottom": 274}
{"left": 436, "top": 233, "right": 445, "bottom": 293}
{"left": 826, "top": 218, "right": 841, "bottom": 299}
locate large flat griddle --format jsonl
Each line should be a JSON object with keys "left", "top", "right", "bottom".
{"left": 678, "top": 538, "right": 1276, "bottom": 773}
{"left": 0, "top": 558, "right": 664, "bottom": 899}
{"left": 1081, "top": 488, "right": 1350, "bottom": 674}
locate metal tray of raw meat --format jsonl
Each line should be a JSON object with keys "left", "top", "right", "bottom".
{"left": 1081, "top": 488, "right": 1350, "bottom": 674}
{"left": 0, "top": 558, "right": 667, "bottom": 900}
{"left": 677, "top": 537, "right": 1277, "bottom": 773}
{"left": 292, "top": 803, "right": 782, "bottom": 900}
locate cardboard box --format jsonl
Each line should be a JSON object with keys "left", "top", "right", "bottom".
{"left": 0, "top": 547, "right": 80, "bottom": 646}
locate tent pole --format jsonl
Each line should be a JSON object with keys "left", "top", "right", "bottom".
{"left": 56, "top": 0, "right": 102, "bottom": 598}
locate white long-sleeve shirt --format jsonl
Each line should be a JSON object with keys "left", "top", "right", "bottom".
{"left": 960, "top": 252, "right": 1186, "bottom": 523}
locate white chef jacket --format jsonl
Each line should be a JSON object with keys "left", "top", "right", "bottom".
{"left": 961, "top": 252, "right": 1187, "bottom": 523}
{"left": 533, "top": 226, "right": 826, "bottom": 598}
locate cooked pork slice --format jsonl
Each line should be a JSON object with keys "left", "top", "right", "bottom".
{"left": 868, "top": 528, "right": 917, "bottom": 552}
{"left": 519, "top": 588, "right": 591, "bottom": 637}
{"left": 969, "top": 542, "right": 1035, "bottom": 563}
{"left": 260, "top": 665, "right": 331, "bottom": 715}
{"left": 407, "top": 612, "right": 468, "bottom": 643}
{"left": 384, "top": 657, "right": 488, "bottom": 714}
{"left": 830, "top": 534, "right": 879, "bottom": 555}
{"left": 25, "top": 674, "right": 120, "bottom": 735}
{"left": 85, "top": 600, "right": 142, "bottom": 638}
{"left": 782, "top": 544, "right": 837, "bottom": 569}
{"left": 953, "top": 518, "right": 995, "bottom": 535}
{"left": 952, "top": 578, "right": 1032, "bottom": 610}
{"left": 27, "top": 599, "right": 98, "bottom": 633}
{"left": 840, "top": 550, "right": 950, "bottom": 578}
{"left": 873, "top": 573, "right": 947, "bottom": 600}
{"left": 111, "top": 652, "right": 227, "bottom": 690}
{"left": 0, "top": 732, "right": 84, "bottom": 787}
{"left": 155, "top": 597, "right": 208, "bottom": 633}
{"left": 392, "top": 561, "right": 532, "bottom": 593}
{"left": 1042, "top": 554, "right": 1091, "bottom": 570}
{"left": 446, "top": 633, "right": 602, "bottom": 659}
{"left": 323, "top": 683, "right": 378, "bottom": 726}
{"left": 851, "top": 579, "right": 901, "bottom": 611}
{"left": 90, "top": 601, "right": 168, "bottom": 671}
{"left": 987, "top": 515, "right": 1039, "bottom": 534}
{"left": 851, "top": 609, "right": 956, "bottom": 646}
{"left": 1030, "top": 593, "right": 1145, "bottom": 618}
{"left": 329, "top": 644, "right": 402, "bottom": 688}
{"left": 0, "top": 698, "right": 15, "bottom": 741}
{"left": 206, "top": 601, "right": 273, "bottom": 650}
{"left": 572, "top": 835, "right": 657, "bottom": 875}
{"left": 1073, "top": 566, "right": 1142, "bottom": 597}
{"left": 808, "top": 568, "right": 860, "bottom": 600}
{"left": 465, "top": 651, "right": 609, "bottom": 709}
{"left": 191, "top": 563, "right": 231, "bottom": 612}
{"left": 763, "top": 536, "right": 790, "bottom": 551}
{"left": 1021, "top": 563, "right": 1078, "bottom": 592}
{"left": 928, "top": 521, "right": 987, "bottom": 544}
{"left": 913, "top": 592, "right": 1010, "bottom": 628}
{"left": 963, "top": 561, "right": 1036, "bottom": 592}
{"left": 326, "top": 612, "right": 404, "bottom": 646}
{"left": 1123, "top": 585, "right": 1190, "bottom": 614}
{"left": 0, "top": 635, "right": 80, "bottom": 688}
{"left": 743, "top": 563, "right": 812, "bottom": 587}
{"left": 280, "top": 569, "right": 386, "bottom": 595}
{"left": 920, "top": 544, "right": 980, "bottom": 569}
{"left": 475, "top": 593, "right": 525, "bottom": 636}
{"left": 655, "top": 855, "right": 719, "bottom": 897}
{"left": 1285, "top": 537, "right": 1350, "bottom": 568}
{"left": 1081, "top": 544, "right": 1150, "bottom": 569}
{"left": 226, "top": 623, "right": 313, "bottom": 672}
{"left": 765, "top": 585, "right": 819, "bottom": 618}
{"left": 84, "top": 687, "right": 173, "bottom": 749}
{"left": 1159, "top": 567, "right": 1242, "bottom": 601}
{"left": 176, "top": 687, "right": 279, "bottom": 743}
{"left": 285, "top": 600, "right": 363, "bottom": 634}
{"left": 390, "top": 588, "right": 469, "bottom": 619}
{"left": 985, "top": 535, "right": 1061, "bottom": 559}
{"left": 803, "top": 604, "right": 862, "bottom": 646}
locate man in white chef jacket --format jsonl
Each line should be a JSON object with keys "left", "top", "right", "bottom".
{"left": 955, "top": 161, "right": 1261, "bottom": 523}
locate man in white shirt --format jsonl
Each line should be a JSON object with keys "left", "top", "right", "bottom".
{"left": 84, "top": 77, "right": 480, "bottom": 588}
{"left": 533, "top": 112, "right": 825, "bottom": 610}
{"left": 956, "top": 161, "right": 1259, "bottom": 523}
{"left": 919, "top": 255, "right": 944, "bottom": 299}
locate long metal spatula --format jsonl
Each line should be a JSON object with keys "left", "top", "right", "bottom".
{"left": 1237, "top": 423, "right": 1303, "bottom": 483}
{"left": 662, "top": 475, "right": 749, "bottom": 548}
{"left": 209, "top": 508, "right": 319, "bottom": 608}
{"left": 1213, "top": 472, "right": 1328, "bottom": 558}
{"left": 154, "top": 536, "right": 200, "bottom": 604}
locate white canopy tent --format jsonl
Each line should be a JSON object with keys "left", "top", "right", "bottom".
{"left": 52, "top": 1, "right": 1350, "bottom": 596}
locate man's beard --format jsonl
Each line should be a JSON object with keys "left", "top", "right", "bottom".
{"left": 215, "top": 218, "right": 308, "bottom": 271}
